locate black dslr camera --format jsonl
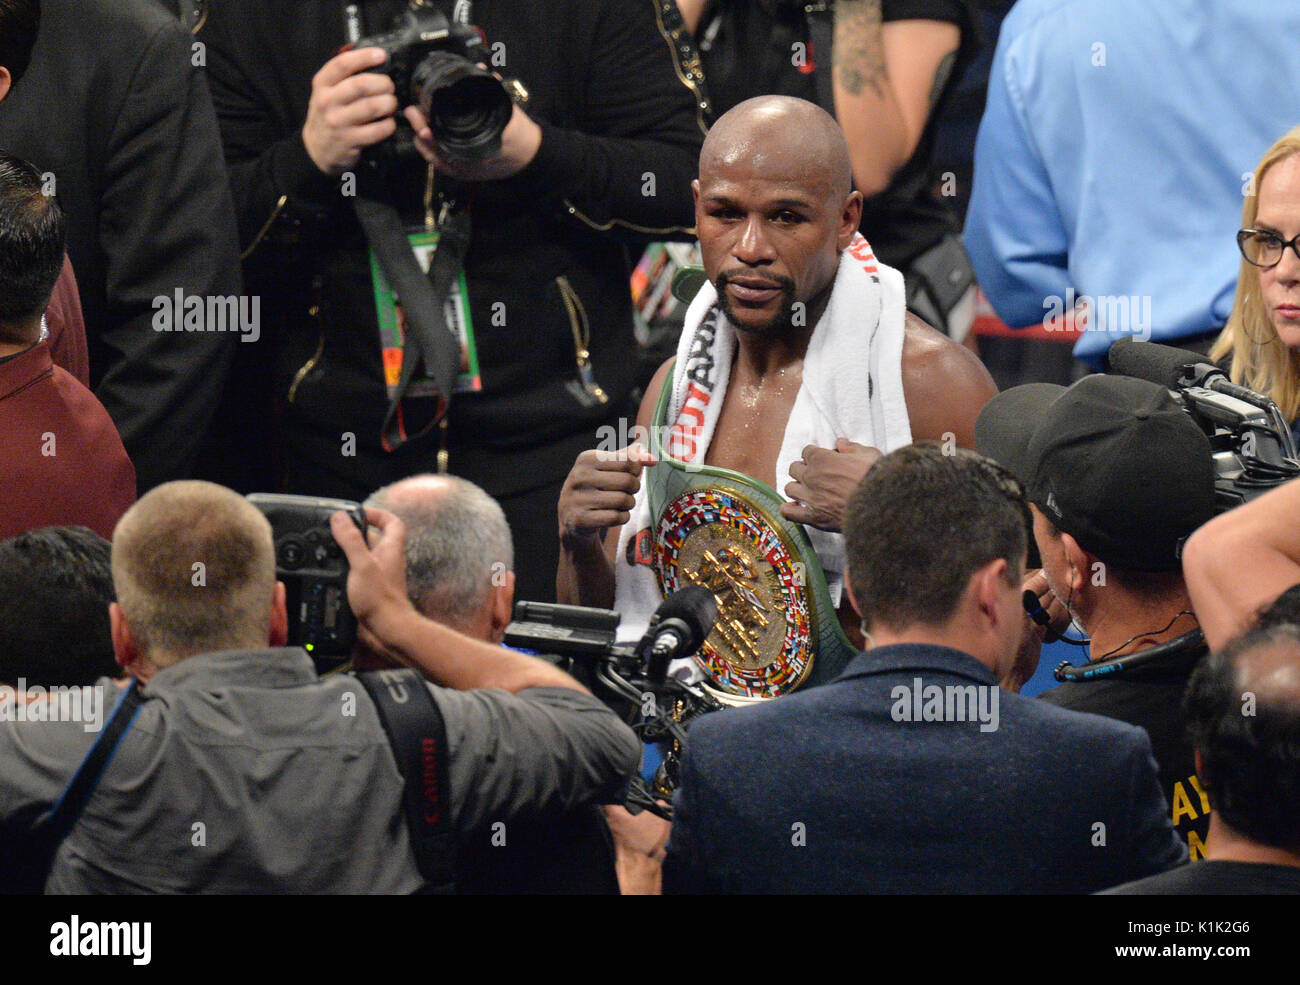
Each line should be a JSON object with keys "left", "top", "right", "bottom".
{"left": 247, "top": 494, "right": 366, "bottom": 672}
{"left": 356, "top": 3, "right": 514, "bottom": 163}
{"left": 1109, "top": 338, "right": 1300, "bottom": 513}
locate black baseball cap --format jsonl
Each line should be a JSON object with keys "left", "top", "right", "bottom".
{"left": 974, "top": 374, "right": 1215, "bottom": 572}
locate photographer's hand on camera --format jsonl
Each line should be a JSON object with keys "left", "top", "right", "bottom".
{"left": 329, "top": 506, "right": 412, "bottom": 660}
{"left": 302, "top": 47, "right": 399, "bottom": 176}
{"left": 403, "top": 99, "right": 542, "bottom": 182}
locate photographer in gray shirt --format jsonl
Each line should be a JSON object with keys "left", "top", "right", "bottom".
{"left": 363, "top": 473, "right": 621, "bottom": 893}
{"left": 0, "top": 480, "right": 639, "bottom": 893}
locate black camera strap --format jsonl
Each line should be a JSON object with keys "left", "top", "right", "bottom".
{"left": 356, "top": 668, "right": 457, "bottom": 894}
{"left": 3, "top": 681, "right": 145, "bottom": 894}
{"left": 804, "top": 4, "right": 836, "bottom": 116}
{"left": 353, "top": 194, "right": 472, "bottom": 453}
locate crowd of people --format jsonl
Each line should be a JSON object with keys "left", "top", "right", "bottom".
{"left": 0, "top": 0, "right": 1298, "bottom": 896}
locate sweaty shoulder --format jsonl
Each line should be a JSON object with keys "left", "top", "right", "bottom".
{"left": 900, "top": 313, "right": 997, "bottom": 447}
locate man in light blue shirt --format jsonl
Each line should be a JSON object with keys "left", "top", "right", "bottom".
{"left": 964, "top": 0, "right": 1300, "bottom": 366}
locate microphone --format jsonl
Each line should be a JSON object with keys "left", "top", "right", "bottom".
{"left": 639, "top": 586, "right": 719, "bottom": 684}
{"left": 1108, "top": 336, "right": 1211, "bottom": 388}
{"left": 1109, "top": 337, "right": 1299, "bottom": 465}
{"left": 1109, "top": 337, "right": 1260, "bottom": 402}
{"left": 1021, "top": 590, "right": 1088, "bottom": 646}
{"left": 1022, "top": 589, "right": 1061, "bottom": 643}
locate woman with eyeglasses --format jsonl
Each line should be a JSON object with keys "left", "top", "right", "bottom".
{"left": 1211, "top": 125, "right": 1300, "bottom": 438}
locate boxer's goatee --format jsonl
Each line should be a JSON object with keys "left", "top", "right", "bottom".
{"left": 715, "top": 271, "right": 799, "bottom": 336}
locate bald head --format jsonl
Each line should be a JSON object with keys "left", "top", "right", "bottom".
{"left": 693, "top": 96, "right": 862, "bottom": 338}
{"left": 1186, "top": 622, "right": 1300, "bottom": 852}
{"left": 366, "top": 474, "right": 513, "bottom": 637}
{"left": 112, "top": 481, "right": 277, "bottom": 664}
{"left": 700, "top": 96, "right": 854, "bottom": 201}
{"left": 1232, "top": 633, "right": 1300, "bottom": 708}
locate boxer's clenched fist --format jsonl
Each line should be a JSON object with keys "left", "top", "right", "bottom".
{"left": 781, "top": 438, "right": 882, "bottom": 532}
{"left": 558, "top": 444, "right": 658, "bottom": 548}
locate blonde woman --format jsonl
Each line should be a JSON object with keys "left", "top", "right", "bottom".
{"left": 1211, "top": 126, "right": 1300, "bottom": 435}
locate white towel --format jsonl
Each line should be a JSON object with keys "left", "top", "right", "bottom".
{"left": 614, "top": 234, "right": 914, "bottom": 649}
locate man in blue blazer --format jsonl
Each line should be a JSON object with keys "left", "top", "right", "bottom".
{"left": 663, "top": 444, "right": 1186, "bottom": 893}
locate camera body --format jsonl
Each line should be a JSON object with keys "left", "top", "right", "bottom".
{"left": 1174, "top": 387, "right": 1300, "bottom": 512}
{"left": 357, "top": 4, "right": 513, "bottom": 163}
{"left": 247, "top": 493, "right": 366, "bottom": 672}
{"left": 504, "top": 596, "right": 725, "bottom": 802}
{"left": 1108, "top": 338, "right": 1300, "bottom": 513}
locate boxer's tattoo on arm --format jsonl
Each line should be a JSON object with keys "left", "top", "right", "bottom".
{"left": 834, "top": 0, "right": 888, "bottom": 99}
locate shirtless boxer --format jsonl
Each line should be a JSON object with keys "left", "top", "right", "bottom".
{"left": 556, "top": 96, "right": 994, "bottom": 636}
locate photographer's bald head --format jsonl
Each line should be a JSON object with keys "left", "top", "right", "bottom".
{"left": 110, "top": 481, "right": 288, "bottom": 681}
{"left": 366, "top": 474, "right": 516, "bottom": 645}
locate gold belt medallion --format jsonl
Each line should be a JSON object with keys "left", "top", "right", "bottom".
{"left": 655, "top": 485, "right": 815, "bottom": 697}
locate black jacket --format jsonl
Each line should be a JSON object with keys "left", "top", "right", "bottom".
{"left": 0, "top": 0, "right": 244, "bottom": 493}
{"left": 199, "top": 0, "right": 707, "bottom": 495}
{"left": 664, "top": 644, "right": 1186, "bottom": 894}
{"left": 1039, "top": 631, "right": 1212, "bottom": 857}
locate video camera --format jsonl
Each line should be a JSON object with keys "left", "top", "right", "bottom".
{"left": 1110, "top": 338, "right": 1300, "bottom": 512}
{"left": 354, "top": 1, "right": 515, "bottom": 164}
{"left": 504, "top": 588, "right": 723, "bottom": 810}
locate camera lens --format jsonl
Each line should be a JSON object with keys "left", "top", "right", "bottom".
{"left": 412, "top": 53, "right": 513, "bottom": 162}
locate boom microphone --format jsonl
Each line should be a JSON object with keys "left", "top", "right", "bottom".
{"left": 1109, "top": 337, "right": 1299, "bottom": 468}
{"left": 1109, "top": 337, "right": 1294, "bottom": 440}
{"left": 1022, "top": 590, "right": 1088, "bottom": 647}
{"left": 1108, "top": 336, "right": 1212, "bottom": 388}
{"left": 639, "top": 587, "right": 719, "bottom": 684}
{"left": 1109, "top": 337, "right": 1267, "bottom": 404}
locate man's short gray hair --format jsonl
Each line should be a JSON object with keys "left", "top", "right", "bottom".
{"left": 366, "top": 475, "right": 513, "bottom": 626}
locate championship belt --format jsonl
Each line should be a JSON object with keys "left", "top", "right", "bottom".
{"left": 645, "top": 369, "right": 857, "bottom": 700}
